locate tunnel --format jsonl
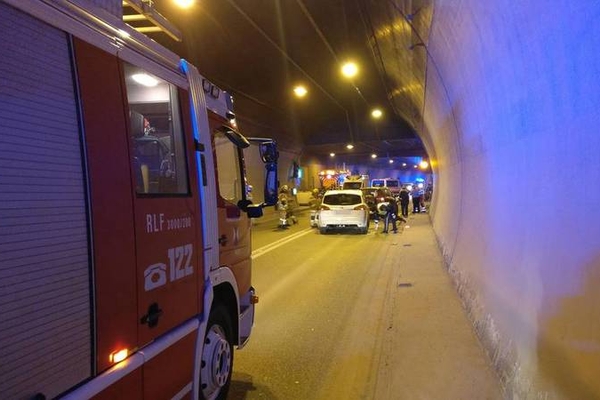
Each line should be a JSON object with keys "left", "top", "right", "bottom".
{"left": 1, "top": 0, "right": 599, "bottom": 398}
{"left": 176, "top": 3, "right": 599, "bottom": 396}
{"left": 232, "top": 3, "right": 600, "bottom": 397}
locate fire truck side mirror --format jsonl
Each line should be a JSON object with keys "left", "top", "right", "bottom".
{"left": 259, "top": 141, "right": 278, "bottom": 163}
{"left": 237, "top": 199, "right": 263, "bottom": 218}
{"left": 246, "top": 138, "right": 279, "bottom": 207}
{"left": 263, "top": 162, "right": 278, "bottom": 206}
{"left": 246, "top": 204, "right": 264, "bottom": 218}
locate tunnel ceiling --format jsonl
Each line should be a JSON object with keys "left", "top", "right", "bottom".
{"left": 141, "top": 0, "right": 432, "bottom": 165}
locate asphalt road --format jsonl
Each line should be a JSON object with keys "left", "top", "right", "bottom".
{"left": 229, "top": 209, "right": 402, "bottom": 399}
{"left": 228, "top": 208, "right": 502, "bottom": 400}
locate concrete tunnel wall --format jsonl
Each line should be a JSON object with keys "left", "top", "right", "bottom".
{"left": 421, "top": 1, "right": 600, "bottom": 398}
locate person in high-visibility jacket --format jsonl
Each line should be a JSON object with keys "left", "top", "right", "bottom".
{"left": 277, "top": 185, "right": 297, "bottom": 228}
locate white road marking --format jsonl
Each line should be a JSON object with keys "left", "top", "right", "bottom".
{"left": 251, "top": 228, "right": 314, "bottom": 259}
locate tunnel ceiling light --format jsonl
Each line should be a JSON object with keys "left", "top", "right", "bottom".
{"left": 371, "top": 108, "right": 383, "bottom": 119}
{"left": 419, "top": 160, "right": 429, "bottom": 169}
{"left": 341, "top": 61, "right": 358, "bottom": 78}
{"left": 402, "top": 162, "right": 407, "bottom": 167}
{"left": 413, "top": 165, "right": 418, "bottom": 168}
{"left": 389, "top": 159, "right": 394, "bottom": 164}
{"left": 371, "top": 153, "right": 377, "bottom": 158}
{"left": 174, "top": 0, "right": 195, "bottom": 8}
{"left": 346, "top": 144, "right": 354, "bottom": 149}
{"left": 330, "top": 152, "right": 335, "bottom": 157}
{"left": 293, "top": 85, "right": 307, "bottom": 98}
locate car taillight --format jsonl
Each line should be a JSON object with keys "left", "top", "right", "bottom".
{"left": 320, "top": 205, "right": 330, "bottom": 210}
{"left": 353, "top": 204, "right": 368, "bottom": 211}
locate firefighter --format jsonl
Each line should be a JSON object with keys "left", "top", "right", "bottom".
{"left": 277, "top": 185, "right": 298, "bottom": 228}
{"left": 277, "top": 186, "right": 289, "bottom": 228}
{"left": 309, "top": 188, "right": 322, "bottom": 227}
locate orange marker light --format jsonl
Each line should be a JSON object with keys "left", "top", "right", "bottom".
{"left": 110, "top": 348, "right": 129, "bottom": 364}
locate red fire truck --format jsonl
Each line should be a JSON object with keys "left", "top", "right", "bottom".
{"left": 0, "top": 1, "right": 278, "bottom": 399}
{"left": 318, "top": 169, "right": 350, "bottom": 189}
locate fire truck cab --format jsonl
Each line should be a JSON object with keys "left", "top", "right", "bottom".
{"left": 0, "top": 1, "right": 277, "bottom": 399}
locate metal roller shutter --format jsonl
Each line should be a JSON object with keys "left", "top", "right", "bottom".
{"left": 0, "top": 3, "right": 92, "bottom": 399}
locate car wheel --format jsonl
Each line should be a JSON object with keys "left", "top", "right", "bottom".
{"left": 200, "top": 304, "right": 234, "bottom": 400}
{"left": 319, "top": 228, "right": 327, "bottom": 234}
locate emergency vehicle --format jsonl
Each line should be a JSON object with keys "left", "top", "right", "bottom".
{"left": 318, "top": 169, "right": 350, "bottom": 189}
{"left": 341, "top": 174, "right": 369, "bottom": 189}
{"left": 0, "top": 1, "right": 278, "bottom": 399}
{"left": 371, "top": 177, "right": 401, "bottom": 196}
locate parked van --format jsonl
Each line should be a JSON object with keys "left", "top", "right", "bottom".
{"left": 371, "top": 178, "right": 401, "bottom": 195}
{"left": 342, "top": 174, "right": 369, "bottom": 189}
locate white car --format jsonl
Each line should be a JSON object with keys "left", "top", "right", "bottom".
{"left": 317, "top": 189, "right": 370, "bottom": 234}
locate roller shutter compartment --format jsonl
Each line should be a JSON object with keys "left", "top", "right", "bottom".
{"left": 0, "top": 4, "right": 92, "bottom": 399}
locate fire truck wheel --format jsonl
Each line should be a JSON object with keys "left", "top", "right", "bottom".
{"left": 319, "top": 227, "right": 327, "bottom": 234}
{"left": 200, "top": 304, "right": 234, "bottom": 400}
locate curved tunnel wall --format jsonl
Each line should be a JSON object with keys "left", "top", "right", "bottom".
{"left": 423, "top": 1, "right": 600, "bottom": 398}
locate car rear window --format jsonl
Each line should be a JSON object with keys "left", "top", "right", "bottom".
{"left": 323, "top": 193, "right": 362, "bottom": 206}
{"left": 343, "top": 182, "right": 362, "bottom": 189}
{"left": 387, "top": 180, "right": 399, "bottom": 187}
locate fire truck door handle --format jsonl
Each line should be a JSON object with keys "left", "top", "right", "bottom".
{"left": 140, "top": 302, "right": 163, "bottom": 328}
{"left": 218, "top": 234, "right": 228, "bottom": 246}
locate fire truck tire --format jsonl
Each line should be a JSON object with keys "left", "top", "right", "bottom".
{"left": 200, "top": 304, "right": 234, "bottom": 400}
